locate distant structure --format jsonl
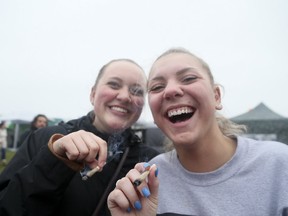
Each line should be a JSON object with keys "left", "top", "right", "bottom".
{"left": 2, "top": 118, "right": 64, "bottom": 150}
{"left": 133, "top": 102, "right": 288, "bottom": 152}
{"left": 231, "top": 102, "right": 288, "bottom": 144}
{"left": 133, "top": 122, "right": 166, "bottom": 153}
{"left": 6, "top": 119, "right": 30, "bottom": 150}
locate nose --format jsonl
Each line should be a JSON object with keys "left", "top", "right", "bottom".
{"left": 163, "top": 81, "right": 184, "bottom": 99}
{"left": 116, "top": 87, "right": 132, "bottom": 102}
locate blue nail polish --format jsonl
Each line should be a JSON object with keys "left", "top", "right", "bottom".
{"left": 155, "top": 168, "right": 159, "bottom": 177}
{"left": 134, "top": 200, "right": 142, "bottom": 210}
{"left": 142, "top": 187, "right": 151, "bottom": 197}
{"left": 143, "top": 162, "right": 150, "bottom": 168}
{"left": 126, "top": 207, "right": 131, "bottom": 212}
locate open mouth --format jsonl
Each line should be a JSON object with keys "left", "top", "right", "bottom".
{"left": 167, "top": 106, "right": 194, "bottom": 123}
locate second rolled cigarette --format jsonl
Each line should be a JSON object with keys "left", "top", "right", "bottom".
{"left": 133, "top": 169, "right": 150, "bottom": 187}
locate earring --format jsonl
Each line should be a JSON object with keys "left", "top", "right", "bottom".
{"left": 216, "top": 104, "right": 223, "bottom": 110}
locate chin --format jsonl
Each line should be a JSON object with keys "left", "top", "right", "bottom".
{"left": 170, "top": 132, "right": 194, "bottom": 145}
{"left": 110, "top": 122, "right": 128, "bottom": 132}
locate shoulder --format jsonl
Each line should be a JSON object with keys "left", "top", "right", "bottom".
{"left": 239, "top": 136, "right": 288, "bottom": 150}
{"left": 34, "top": 125, "right": 70, "bottom": 138}
{"left": 42, "top": 115, "right": 87, "bottom": 135}
{"left": 238, "top": 136, "right": 288, "bottom": 161}
{"left": 149, "top": 150, "right": 175, "bottom": 166}
{"left": 22, "top": 124, "right": 73, "bottom": 150}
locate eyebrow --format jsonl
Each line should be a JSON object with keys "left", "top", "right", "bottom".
{"left": 176, "top": 67, "right": 198, "bottom": 76}
{"left": 109, "top": 77, "right": 122, "bottom": 82}
{"left": 150, "top": 67, "right": 198, "bottom": 82}
{"left": 109, "top": 77, "right": 144, "bottom": 87}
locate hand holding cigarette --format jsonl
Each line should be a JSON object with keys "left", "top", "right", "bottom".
{"left": 108, "top": 162, "right": 159, "bottom": 215}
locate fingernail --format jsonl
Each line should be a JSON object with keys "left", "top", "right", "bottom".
{"left": 155, "top": 168, "right": 159, "bottom": 177}
{"left": 143, "top": 162, "right": 150, "bottom": 169}
{"left": 142, "top": 187, "right": 151, "bottom": 197}
{"left": 126, "top": 207, "right": 131, "bottom": 212}
{"left": 134, "top": 200, "right": 142, "bottom": 210}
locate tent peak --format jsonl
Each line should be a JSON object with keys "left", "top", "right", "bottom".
{"left": 231, "top": 102, "right": 286, "bottom": 121}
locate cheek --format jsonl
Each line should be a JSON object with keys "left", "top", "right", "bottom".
{"left": 93, "top": 89, "right": 114, "bottom": 103}
{"left": 148, "top": 95, "right": 159, "bottom": 113}
{"left": 133, "top": 97, "right": 145, "bottom": 111}
{"left": 196, "top": 88, "right": 217, "bottom": 113}
{"left": 92, "top": 92, "right": 107, "bottom": 113}
{"left": 192, "top": 84, "right": 213, "bottom": 101}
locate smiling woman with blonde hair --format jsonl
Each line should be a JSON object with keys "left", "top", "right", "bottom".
{"left": 108, "top": 48, "right": 288, "bottom": 216}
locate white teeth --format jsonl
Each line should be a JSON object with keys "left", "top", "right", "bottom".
{"left": 111, "top": 106, "right": 128, "bottom": 113}
{"left": 167, "top": 107, "right": 193, "bottom": 117}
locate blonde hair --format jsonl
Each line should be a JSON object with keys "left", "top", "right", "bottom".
{"left": 152, "top": 48, "right": 247, "bottom": 151}
{"left": 93, "top": 59, "right": 145, "bottom": 88}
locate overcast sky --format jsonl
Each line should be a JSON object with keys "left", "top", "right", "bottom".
{"left": 1, "top": 0, "right": 288, "bottom": 124}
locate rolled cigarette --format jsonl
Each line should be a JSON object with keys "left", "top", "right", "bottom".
{"left": 86, "top": 166, "right": 100, "bottom": 177}
{"left": 133, "top": 169, "right": 150, "bottom": 187}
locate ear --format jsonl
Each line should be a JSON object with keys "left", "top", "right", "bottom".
{"left": 214, "top": 85, "right": 222, "bottom": 110}
{"left": 90, "top": 87, "right": 95, "bottom": 105}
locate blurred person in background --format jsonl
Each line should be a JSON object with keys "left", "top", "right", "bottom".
{"left": 18, "top": 114, "right": 48, "bottom": 146}
{"left": 0, "top": 121, "right": 8, "bottom": 165}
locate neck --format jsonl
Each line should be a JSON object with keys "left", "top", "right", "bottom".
{"left": 175, "top": 133, "right": 236, "bottom": 173}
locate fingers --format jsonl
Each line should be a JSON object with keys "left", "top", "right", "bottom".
{"left": 132, "top": 163, "right": 159, "bottom": 199}
{"left": 116, "top": 176, "right": 143, "bottom": 210}
{"left": 53, "top": 130, "right": 107, "bottom": 168}
{"left": 108, "top": 163, "right": 159, "bottom": 214}
{"left": 80, "top": 133, "right": 107, "bottom": 165}
{"left": 108, "top": 188, "right": 132, "bottom": 212}
{"left": 90, "top": 135, "right": 107, "bottom": 167}
{"left": 66, "top": 132, "right": 91, "bottom": 161}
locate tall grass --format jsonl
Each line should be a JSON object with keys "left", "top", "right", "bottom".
{"left": 0, "top": 149, "right": 16, "bottom": 173}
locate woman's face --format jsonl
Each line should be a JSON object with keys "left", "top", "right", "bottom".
{"left": 90, "top": 61, "right": 146, "bottom": 134}
{"left": 148, "top": 53, "right": 221, "bottom": 146}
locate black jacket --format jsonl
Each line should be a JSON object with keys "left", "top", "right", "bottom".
{"left": 17, "top": 129, "right": 33, "bottom": 148}
{"left": 0, "top": 114, "right": 159, "bottom": 216}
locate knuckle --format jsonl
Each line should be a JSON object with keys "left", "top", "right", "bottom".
{"left": 90, "top": 144, "right": 100, "bottom": 152}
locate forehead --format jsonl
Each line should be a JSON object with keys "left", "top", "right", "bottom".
{"left": 149, "top": 53, "right": 204, "bottom": 79}
{"left": 101, "top": 61, "right": 146, "bottom": 86}
{"left": 37, "top": 117, "right": 47, "bottom": 121}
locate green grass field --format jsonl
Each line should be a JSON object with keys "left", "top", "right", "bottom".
{"left": 0, "top": 149, "right": 16, "bottom": 173}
